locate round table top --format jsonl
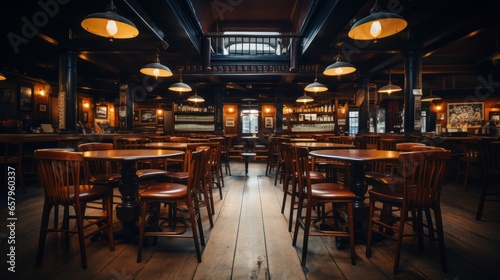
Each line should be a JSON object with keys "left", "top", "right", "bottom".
{"left": 294, "top": 142, "right": 353, "bottom": 149}
{"left": 289, "top": 138, "right": 317, "bottom": 142}
{"left": 309, "top": 149, "right": 400, "bottom": 162}
{"left": 144, "top": 142, "right": 188, "bottom": 149}
{"left": 241, "top": 136, "right": 260, "bottom": 140}
{"left": 82, "top": 149, "right": 184, "bottom": 161}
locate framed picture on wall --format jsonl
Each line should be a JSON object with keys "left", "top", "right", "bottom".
{"left": 38, "top": 103, "right": 47, "bottom": 112}
{"left": 141, "top": 109, "right": 156, "bottom": 123}
{"left": 95, "top": 105, "right": 108, "bottom": 119}
{"left": 19, "top": 85, "right": 33, "bottom": 111}
{"left": 265, "top": 116, "right": 273, "bottom": 128}
{"left": 226, "top": 118, "right": 235, "bottom": 127}
{"left": 447, "top": 102, "right": 484, "bottom": 128}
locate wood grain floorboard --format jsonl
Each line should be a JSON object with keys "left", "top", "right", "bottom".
{"left": 2, "top": 161, "right": 500, "bottom": 279}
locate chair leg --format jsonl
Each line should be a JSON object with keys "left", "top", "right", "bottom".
{"left": 476, "top": 179, "right": 489, "bottom": 220}
{"left": 106, "top": 194, "right": 115, "bottom": 251}
{"left": 300, "top": 203, "right": 313, "bottom": 266}
{"left": 365, "top": 198, "right": 375, "bottom": 258}
{"left": 36, "top": 201, "right": 52, "bottom": 266}
{"left": 393, "top": 205, "right": 408, "bottom": 275}
{"left": 346, "top": 201, "right": 355, "bottom": 265}
{"left": 464, "top": 161, "right": 470, "bottom": 191}
{"left": 137, "top": 201, "right": 149, "bottom": 262}
{"left": 189, "top": 198, "right": 203, "bottom": 262}
{"left": 433, "top": 206, "right": 448, "bottom": 273}
{"left": 74, "top": 203, "right": 88, "bottom": 269}
{"left": 292, "top": 195, "right": 304, "bottom": 247}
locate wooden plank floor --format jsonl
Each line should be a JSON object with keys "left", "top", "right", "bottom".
{"left": 2, "top": 160, "right": 500, "bottom": 279}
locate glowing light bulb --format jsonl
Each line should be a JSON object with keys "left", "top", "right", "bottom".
{"left": 153, "top": 68, "right": 160, "bottom": 77}
{"left": 335, "top": 67, "right": 343, "bottom": 74}
{"left": 106, "top": 20, "right": 118, "bottom": 36}
{"left": 370, "top": 21, "right": 382, "bottom": 38}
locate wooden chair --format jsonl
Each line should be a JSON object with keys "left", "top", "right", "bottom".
{"left": 362, "top": 134, "right": 381, "bottom": 150}
{"left": 265, "top": 137, "right": 279, "bottom": 175}
{"left": 163, "top": 143, "right": 215, "bottom": 226}
{"left": 58, "top": 136, "right": 83, "bottom": 151}
{"left": 113, "top": 137, "right": 167, "bottom": 182}
{"left": 78, "top": 142, "right": 121, "bottom": 207}
{"left": 395, "top": 142, "right": 425, "bottom": 151}
{"left": 35, "top": 150, "right": 114, "bottom": 269}
{"left": 476, "top": 140, "right": 500, "bottom": 220}
{"left": 292, "top": 146, "right": 356, "bottom": 266}
{"left": 281, "top": 143, "right": 327, "bottom": 232}
{"left": 137, "top": 149, "right": 208, "bottom": 263}
{"left": 456, "top": 138, "right": 481, "bottom": 191}
{"left": 274, "top": 137, "right": 291, "bottom": 186}
{"left": 1, "top": 137, "right": 24, "bottom": 193}
{"left": 220, "top": 136, "right": 232, "bottom": 176}
{"left": 366, "top": 150, "right": 450, "bottom": 274}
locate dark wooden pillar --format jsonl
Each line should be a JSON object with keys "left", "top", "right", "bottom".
{"left": 357, "top": 77, "right": 370, "bottom": 134}
{"left": 403, "top": 51, "right": 422, "bottom": 134}
{"left": 58, "top": 51, "right": 77, "bottom": 133}
{"left": 214, "top": 87, "right": 224, "bottom": 134}
{"left": 275, "top": 90, "right": 284, "bottom": 134}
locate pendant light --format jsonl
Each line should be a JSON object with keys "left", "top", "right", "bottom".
{"left": 421, "top": 91, "right": 442, "bottom": 102}
{"left": 81, "top": 0, "right": 139, "bottom": 42}
{"left": 304, "top": 64, "right": 328, "bottom": 93}
{"left": 378, "top": 70, "right": 402, "bottom": 94}
{"left": 140, "top": 50, "right": 173, "bottom": 78}
{"left": 0, "top": 72, "right": 6, "bottom": 80}
{"left": 348, "top": 1, "right": 407, "bottom": 43}
{"left": 323, "top": 43, "right": 356, "bottom": 79}
{"left": 187, "top": 84, "right": 205, "bottom": 103}
{"left": 168, "top": 68, "right": 192, "bottom": 92}
{"left": 296, "top": 92, "right": 314, "bottom": 103}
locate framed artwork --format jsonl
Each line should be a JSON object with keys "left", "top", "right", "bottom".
{"left": 265, "top": 116, "right": 273, "bottom": 128}
{"left": 0, "top": 88, "right": 15, "bottom": 104}
{"left": 226, "top": 118, "right": 235, "bottom": 127}
{"left": 158, "top": 116, "right": 164, "bottom": 124}
{"left": 38, "top": 103, "right": 47, "bottom": 112}
{"left": 95, "top": 105, "right": 108, "bottom": 119}
{"left": 134, "top": 110, "right": 139, "bottom": 121}
{"left": 83, "top": 112, "right": 88, "bottom": 123}
{"left": 141, "top": 109, "right": 156, "bottom": 123}
{"left": 447, "top": 102, "right": 484, "bottom": 128}
{"left": 19, "top": 85, "right": 33, "bottom": 111}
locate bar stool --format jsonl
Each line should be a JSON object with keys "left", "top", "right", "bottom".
{"left": 292, "top": 146, "right": 356, "bottom": 266}
{"left": 137, "top": 149, "right": 208, "bottom": 263}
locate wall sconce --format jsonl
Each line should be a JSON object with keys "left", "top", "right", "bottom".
{"left": 83, "top": 101, "right": 90, "bottom": 108}
{"left": 157, "top": 108, "right": 163, "bottom": 114}
{"left": 265, "top": 107, "right": 271, "bottom": 113}
{"left": 339, "top": 104, "right": 346, "bottom": 115}
{"left": 39, "top": 88, "right": 45, "bottom": 96}
{"left": 433, "top": 100, "right": 442, "bottom": 111}
{"left": 228, "top": 107, "right": 234, "bottom": 113}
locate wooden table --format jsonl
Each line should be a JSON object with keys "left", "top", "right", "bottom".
{"left": 82, "top": 149, "right": 184, "bottom": 241}
{"left": 241, "top": 136, "right": 260, "bottom": 152}
{"left": 309, "top": 149, "right": 400, "bottom": 240}
{"left": 289, "top": 138, "right": 317, "bottom": 142}
{"left": 294, "top": 142, "right": 353, "bottom": 150}
{"left": 309, "top": 149, "right": 400, "bottom": 207}
{"left": 144, "top": 142, "right": 188, "bottom": 150}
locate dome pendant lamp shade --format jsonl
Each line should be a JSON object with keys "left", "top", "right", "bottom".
{"left": 187, "top": 86, "right": 205, "bottom": 103}
{"left": 140, "top": 51, "right": 173, "bottom": 78}
{"left": 296, "top": 92, "right": 314, "bottom": 103}
{"left": 323, "top": 42, "right": 356, "bottom": 79}
{"left": 378, "top": 71, "right": 402, "bottom": 94}
{"left": 168, "top": 68, "right": 192, "bottom": 93}
{"left": 0, "top": 72, "right": 6, "bottom": 80}
{"left": 348, "top": 2, "right": 407, "bottom": 42}
{"left": 81, "top": 0, "right": 139, "bottom": 42}
{"left": 305, "top": 64, "right": 328, "bottom": 93}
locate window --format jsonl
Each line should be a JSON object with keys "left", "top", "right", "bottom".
{"left": 241, "top": 109, "right": 259, "bottom": 134}
{"left": 348, "top": 110, "right": 359, "bottom": 135}
{"left": 421, "top": 110, "right": 427, "bottom": 132}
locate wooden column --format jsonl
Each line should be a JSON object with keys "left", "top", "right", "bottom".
{"left": 58, "top": 51, "right": 77, "bottom": 133}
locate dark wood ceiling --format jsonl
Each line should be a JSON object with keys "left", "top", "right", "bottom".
{"left": 1, "top": 0, "right": 499, "bottom": 104}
